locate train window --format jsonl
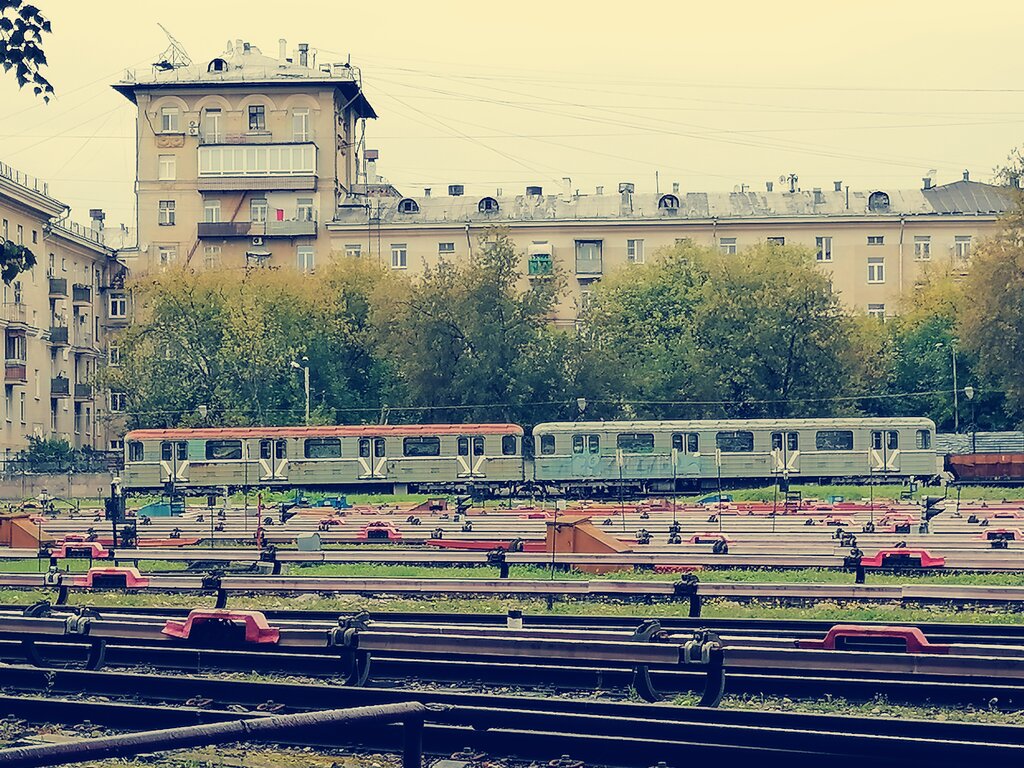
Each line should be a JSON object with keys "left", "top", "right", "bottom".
{"left": 816, "top": 430, "right": 854, "bottom": 451}
{"left": 916, "top": 430, "right": 931, "bottom": 450}
{"left": 716, "top": 431, "right": 754, "bottom": 453}
{"left": 206, "top": 440, "right": 242, "bottom": 460}
{"left": 572, "top": 435, "right": 585, "bottom": 454}
{"left": 588, "top": 435, "right": 600, "bottom": 454}
{"left": 687, "top": 433, "right": 699, "bottom": 453}
{"left": 540, "top": 434, "right": 556, "bottom": 455}
{"left": 617, "top": 433, "right": 655, "bottom": 453}
{"left": 359, "top": 438, "right": 370, "bottom": 458}
{"left": 276, "top": 439, "right": 287, "bottom": 459}
{"left": 304, "top": 438, "right": 341, "bottom": 459}
{"left": 788, "top": 433, "right": 799, "bottom": 451}
{"left": 404, "top": 437, "right": 441, "bottom": 456}
{"left": 771, "top": 433, "right": 782, "bottom": 451}
{"left": 127, "top": 441, "right": 144, "bottom": 462}
{"left": 176, "top": 441, "right": 187, "bottom": 460}
{"left": 458, "top": 437, "right": 470, "bottom": 456}
{"left": 887, "top": 431, "right": 899, "bottom": 450}
{"left": 374, "top": 438, "right": 386, "bottom": 456}
{"left": 260, "top": 440, "right": 272, "bottom": 460}
{"left": 672, "top": 433, "right": 683, "bottom": 452}
{"left": 502, "top": 435, "right": 518, "bottom": 455}
{"left": 161, "top": 442, "right": 173, "bottom": 461}
{"left": 473, "top": 436, "right": 485, "bottom": 454}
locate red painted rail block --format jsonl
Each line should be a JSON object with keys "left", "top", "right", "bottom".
{"left": 358, "top": 521, "right": 403, "bottom": 541}
{"left": 687, "top": 533, "right": 733, "bottom": 545}
{"left": 72, "top": 567, "right": 150, "bottom": 589}
{"left": 860, "top": 549, "right": 945, "bottom": 568}
{"left": 162, "top": 609, "right": 281, "bottom": 644}
{"left": 427, "top": 539, "right": 546, "bottom": 552}
{"left": 52, "top": 540, "right": 111, "bottom": 559}
{"left": 799, "top": 624, "right": 951, "bottom": 654}
{"left": 981, "top": 528, "right": 1023, "bottom": 541}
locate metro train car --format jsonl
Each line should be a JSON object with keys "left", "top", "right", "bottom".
{"left": 121, "top": 424, "right": 526, "bottom": 494}
{"left": 532, "top": 417, "right": 939, "bottom": 493}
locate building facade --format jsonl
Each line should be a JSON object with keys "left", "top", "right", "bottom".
{"left": 327, "top": 176, "right": 1016, "bottom": 325}
{"left": 113, "top": 39, "right": 377, "bottom": 275}
{"left": 0, "top": 162, "right": 128, "bottom": 464}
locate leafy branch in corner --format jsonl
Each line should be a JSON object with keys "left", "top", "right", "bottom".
{"left": 0, "top": 1, "right": 53, "bottom": 100}
{"left": 1, "top": 238, "right": 36, "bottom": 283}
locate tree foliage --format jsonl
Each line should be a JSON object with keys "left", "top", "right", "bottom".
{"left": 0, "top": 0, "right": 52, "bottom": 100}
{"left": 0, "top": 237, "right": 36, "bottom": 283}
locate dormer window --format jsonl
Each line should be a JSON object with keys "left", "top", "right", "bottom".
{"left": 207, "top": 58, "right": 228, "bottom": 73}
{"left": 478, "top": 197, "right": 499, "bottom": 213}
{"left": 868, "top": 191, "right": 890, "bottom": 213}
{"left": 658, "top": 194, "right": 680, "bottom": 210}
{"left": 398, "top": 198, "right": 420, "bottom": 214}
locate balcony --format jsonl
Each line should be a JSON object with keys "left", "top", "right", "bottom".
{"left": 48, "top": 277, "right": 68, "bottom": 297}
{"left": 49, "top": 325, "right": 69, "bottom": 345}
{"left": 5, "top": 361, "right": 26, "bottom": 384}
{"left": 72, "top": 331, "right": 95, "bottom": 351}
{"left": 197, "top": 143, "right": 317, "bottom": 191}
{"left": 198, "top": 221, "right": 253, "bottom": 238}
{"left": 266, "top": 218, "right": 317, "bottom": 237}
{"left": 1, "top": 303, "right": 28, "bottom": 327}
{"left": 198, "top": 219, "right": 318, "bottom": 239}
{"left": 51, "top": 377, "right": 70, "bottom": 397}
{"left": 74, "top": 383, "right": 92, "bottom": 400}
{"left": 72, "top": 284, "right": 92, "bottom": 305}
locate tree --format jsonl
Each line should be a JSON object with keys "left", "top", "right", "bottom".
{"left": 15, "top": 435, "right": 75, "bottom": 471}
{"left": 1, "top": 236, "right": 35, "bottom": 283}
{"left": 0, "top": 1, "right": 53, "bottom": 100}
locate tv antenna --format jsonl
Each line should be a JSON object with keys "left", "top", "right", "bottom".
{"left": 153, "top": 24, "right": 192, "bottom": 72}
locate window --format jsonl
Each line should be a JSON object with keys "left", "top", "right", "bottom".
{"left": 867, "top": 235, "right": 884, "bottom": 246}
{"left": 292, "top": 108, "right": 310, "bottom": 141}
{"left": 438, "top": 242, "right": 455, "bottom": 256}
{"left": 658, "top": 194, "right": 680, "bottom": 210}
{"left": 719, "top": 237, "right": 737, "bottom": 255}
{"left": 248, "top": 104, "right": 266, "bottom": 131}
{"left": 127, "top": 441, "right": 144, "bottom": 462}
{"left": 766, "top": 236, "right": 785, "bottom": 246}
{"left": 296, "top": 198, "right": 315, "bottom": 222}
{"left": 5, "top": 332, "right": 25, "bottom": 361}
{"left": 203, "top": 199, "right": 221, "bottom": 223}
{"left": 109, "top": 439, "right": 124, "bottom": 453}
{"left": 158, "top": 200, "right": 176, "bottom": 226}
{"left": 887, "top": 431, "right": 899, "bottom": 450}
{"left": 473, "top": 436, "right": 484, "bottom": 454}
{"left": 109, "top": 392, "right": 126, "bottom": 412}
{"left": 304, "top": 437, "right": 341, "bottom": 459}
{"left": 205, "top": 440, "right": 243, "bottom": 460}
{"left": 716, "top": 431, "right": 754, "bottom": 452}
{"left": 345, "top": 244, "right": 362, "bottom": 258}
{"left": 203, "top": 245, "right": 221, "bottom": 269}
{"left": 868, "top": 191, "right": 890, "bottom": 212}
{"left": 501, "top": 435, "right": 517, "bottom": 456}
{"left": 202, "top": 109, "right": 222, "bottom": 142}
{"left": 916, "top": 429, "right": 932, "bottom": 450}
{"left": 575, "top": 240, "right": 603, "bottom": 274}
{"left": 160, "top": 106, "right": 180, "bottom": 132}
{"left": 391, "top": 244, "right": 408, "bottom": 269}
{"left": 109, "top": 293, "right": 127, "bottom": 318}
{"left": 588, "top": 435, "right": 600, "bottom": 454}
{"left": 617, "top": 433, "right": 655, "bottom": 454}
{"left": 16, "top": 225, "right": 22, "bottom": 244}
{"left": 158, "top": 154, "right": 176, "bottom": 181}
{"left": 108, "top": 340, "right": 121, "bottom": 367}
{"left": 540, "top": 434, "right": 556, "bottom": 455}
{"left": 573, "top": 435, "right": 599, "bottom": 454}
{"left": 478, "top": 197, "right": 499, "bottom": 213}
{"left": 627, "top": 239, "right": 644, "bottom": 264}
{"left": 31, "top": 230, "right": 36, "bottom": 243}
{"left": 815, "top": 236, "right": 833, "bottom": 262}
{"left": 816, "top": 430, "right": 854, "bottom": 451}
{"left": 867, "top": 303, "right": 886, "bottom": 321}
{"left": 157, "top": 245, "right": 177, "bottom": 267}
{"left": 572, "top": 434, "right": 584, "bottom": 454}
{"left": 954, "top": 235, "right": 972, "bottom": 261}
{"left": 198, "top": 145, "right": 317, "bottom": 177}
{"left": 403, "top": 436, "right": 440, "bottom": 456}
{"left": 913, "top": 236, "right": 931, "bottom": 260}
{"left": 296, "top": 245, "right": 315, "bottom": 274}
{"left": 867, "top": 257, "right": 885, "bottom": 283}
{"left": 398, "top": 198, "right": 420, "bottom": 214}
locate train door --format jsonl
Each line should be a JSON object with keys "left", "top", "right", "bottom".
{"left": 159, "top": 440, "right": 188, "bottom": 484}
{"left": 358, "top": 437, "right": 388, "bottom": 480}
{"left": 771, "top": 431, "right": 800, "bottom": 475}
{"left": 570, "top": 433, "right": 601, "bottom": 477}
{"left": 258, "top": 439, "right": 288, "bottom": 482}
{"left": 671, "top": 432, "right": 701, "bottom": 477}
{"left": 870, "top": 430, "right": 900, "bottom": 473}
{"left": 457, "top": 435, "right": 487, "bottom": 478}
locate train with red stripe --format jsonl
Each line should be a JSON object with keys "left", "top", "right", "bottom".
{"left": 121, "top": 417, "right": 943, "bottom": 495}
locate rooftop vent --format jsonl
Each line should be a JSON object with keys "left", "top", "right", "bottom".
{"left": 618, "top": 182, "right": 635, "bottom": 195}
{"left": 963, "top": 169, "right": 970, "bottom": 182}
{"left": 448, "top": 184, "right": 464, "bottom": 196}
{"left": 526, "top": 186, "right": 543, "bottom": 196}
{"left": 922, "top": 177, "right": 933, "bottom": 190}
{"left": 595, "top": 185, "right": 604, "bottom": 195}
{"left": 833, "top": 180, "right": 843, "bottom": 192}
{"left": 672, "top": 182, "right": 680, "bottom": 194}
{"left": 812, "top": 188, "right": 824, "bottom": 205}
{"left": 298, "top": 43, "right": 309, "bottom": 67}
{"left": 766, "top": 181, "right": 774, "bottom": 192}
{"left": 424, "top": 188, "right": 431, "bottom": 197}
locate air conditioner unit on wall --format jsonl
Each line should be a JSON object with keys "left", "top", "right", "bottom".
{"left": 252, "top": 236, "right": 264, "bottom": 246}
{"left": 188, "top": 122, "right": 200, "bottom": 137}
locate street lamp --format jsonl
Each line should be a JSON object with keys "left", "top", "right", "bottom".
{"left": 575, "top": 397, "right": 587, "bottom": 421}
{"left": 291, "top": 356, "right": 310, "bottom": 426}
{"left": 964, "top": 385, "right": 977, "bottom": 453}
{"left": 935, "top": 342, "right": 960, "bottom": 432}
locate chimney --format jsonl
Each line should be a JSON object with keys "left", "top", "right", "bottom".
{"left": 242, "top": 42, "right": 251, "bottom": 53}
{"left": 562, "top": 176, "right": 572, "bottom": 198}
{"left": 496, "top": 187, "right": 502, "bottom": 197}
{"left": 364, "top": 149, "right": 379, "bottom": 184}
{"left": 672, "top": 181, "right": 680, "bottom": 194}
{"left": 424, "top": 188, "right": 431, "bottom": 197}
{"left": 766, "top": 181, "right": 774, "bottom": 192}
{"left": 235, "top": 39, "right": 243, "bottom": 53}
{"left": 922, "top": 177, "right": 933, "bottom": 190}
{"left": 448, "top": 184, "right": 464, "bottom": 196}
{"left": 813, "top": 187, "right": 823, "bottom": 204}
{"left": 88, "top": 209, "right": 105, "bottom": 231}
{"left": 279, "top": 38, "right": 287, "bottom": 61}
{"left": 833, "top": 180, "right": 842, "bottom": 192}
{"left": 595, "top": 185, "right": 604, "bottom": 195}
{"left": 298, "top": 43, "right": 309, "bottom": 67}
{"left": 618, "top": 182, "right": 634, "bottom": 215}
{"left": 963, "top": 169, "right": 970, "bottom": 182}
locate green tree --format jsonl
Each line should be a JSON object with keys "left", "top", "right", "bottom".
{"left": 1, "top": 236, "right": 35, "bottom": 284}
{"left": 15, "top": 435, "right": 75, "bottom": 471}
{"left": 0, "top": 1, "right": 52, "bottom": 100}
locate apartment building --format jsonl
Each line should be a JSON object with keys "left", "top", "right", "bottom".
{"left": 112, "top": 39, "right": 377, "bottom": 274}
{"left": 327, "top": 174, "right": 1016, "bottom": 325}
{"left": 0, "top": 162, "right": 129, "bottom": 464}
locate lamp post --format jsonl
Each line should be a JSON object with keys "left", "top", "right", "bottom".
{"left": 291, "top": 356, "right": 310, "bottom": 426}
{"left": 964, "top": 385, "right": 977, "bottom": 453}
{"left": 935, "top": 342, "right": 960, "bottom": 432}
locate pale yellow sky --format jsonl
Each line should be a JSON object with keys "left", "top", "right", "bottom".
{"left": 1, "top": 0, "right": 1021, "bottom": 228}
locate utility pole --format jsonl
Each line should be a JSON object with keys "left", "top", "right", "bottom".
{"left": 291, "top": 356, "right": 310, "bottom": 425}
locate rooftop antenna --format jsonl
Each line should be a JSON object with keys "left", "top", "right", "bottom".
{"left": 153, "top": 24, "right": 192, "bottom": 72}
